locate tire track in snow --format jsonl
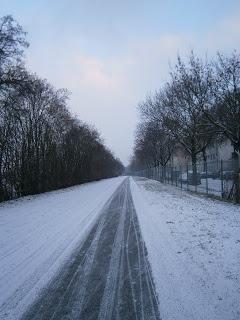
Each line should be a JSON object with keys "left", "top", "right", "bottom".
{"left": 51, "top": 182, "right": 125, "bottom": 319}
{"left": 19, "top": 181, "right": 125, "bottom": 320}
{"left": 21, "top": 178, "right": 161, "bottom": 320}
{"left": 0, "top": 180, "right": 124, "bottom": 320}
{"left": 130, "top": 194, "right": 145, "bottom": 320}
{"left": 129, "top": 191, "right": 159, "bottom": 320}
{"left": 50, "top": 208, "right": 108, "bottom": 320}
{"left": 97, "top": 181, "right": 127, "bottom": 320}
{"left": 125, "top": 207, "right": 139, "bottom": 319}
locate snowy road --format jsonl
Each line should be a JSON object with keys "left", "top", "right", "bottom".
{"left": 0, "top": 177, "right": 125, "bottom": 319}
{"left": 18, "top": 178, "right": 160, "bottom": 320}
{"left": 2, "top": 175, "right": 239, "bottom": 320}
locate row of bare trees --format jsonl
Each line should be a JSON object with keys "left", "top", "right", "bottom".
{"left": 0, "top": 15, "right": 123, "bottom": 202}
{"left": 130, "top": 50, "right": 240, "bottom": 199}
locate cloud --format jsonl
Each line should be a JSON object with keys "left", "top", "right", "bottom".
{"left": 26, "top": 33, "right": 190, "bottom": 165}
{"left": 25, "top": 11, "right": 240, "bottom": 165}
{"left": 198, "top": 14, "right": 240, "bottom": 53}
{"left": 73, "top": 55, "right": 118, "bottom": 92}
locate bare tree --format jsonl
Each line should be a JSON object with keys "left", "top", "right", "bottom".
{"left": 0, "top": 15, "right": 28, "bottom": 89}
{"left": 139, "top": 53, "right": 216, "bottom": 184}
{"left": 201, "top": 51, "right": 240, "bottom": 201}
{"left": 0, "top": 15, "right": 124, "bottom": 202}
{"left": 202, "top": 52, "right": 240, "bottom": 153}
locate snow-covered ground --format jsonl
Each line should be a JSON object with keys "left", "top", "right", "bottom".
{"left": 186, "top": 178, "right": 232, "bottom": 197}
{"left": 1, "top": 175, "right": 239, "bottom": 320}
{"left": 131, "top": 177, "right": 240, "bottom": 320}
{"left": 195, "top": 178, "right": 222, "bottom": 195}
{"left": 0, "top": 176, "right": 125, "bottom": 320}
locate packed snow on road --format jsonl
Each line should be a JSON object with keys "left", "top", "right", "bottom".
{"left": 0, "top": 177, "right": 125, "bottom": 320}
{"left": 131, "top": 177, "right": 240, "bottom": 320}
{"left": 1, "top": 175, "right": 240, "bottom": 320}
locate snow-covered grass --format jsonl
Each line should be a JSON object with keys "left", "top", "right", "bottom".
{"left": 187, "top": 178, "right": 232, "bottom": 197}
{"left": 131, "top": 177, "right": 240, "bottom": 320}
{"left": 196, "top": 178, "right": 222, "bottom": 195}
{"left": 0, "top": 176, "right": 125, "bottom": 320}
{"left": 169, "top": 177, "right": 232, "bottom": 197}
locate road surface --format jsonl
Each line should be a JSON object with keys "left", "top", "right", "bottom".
{"left": 22, "top": 178, "right": 161, "bottom": 320}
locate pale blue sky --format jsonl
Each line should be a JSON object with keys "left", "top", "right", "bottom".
{"left": 1, "top": 0, "right": 240, "bottom": 164}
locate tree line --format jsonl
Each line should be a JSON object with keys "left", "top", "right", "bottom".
{"left": 0, "top": 15, "right": 123, "bottom": 202}
{"left": 130, "top": 50, "right": 240, "bottom": 198}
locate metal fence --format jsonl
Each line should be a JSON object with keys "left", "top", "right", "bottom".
{"left": 132, "top": 159, "right": 240, "bottom": 202}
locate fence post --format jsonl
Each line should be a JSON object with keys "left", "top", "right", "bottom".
{"left": 206, "top": 160, "right": 209, "bottom": 195}
{"left": 233, "top": 153, "right": 240, "bottom": 203}
{"left": 180, "top": 166, "right": 182, "bottom": 189}
{"left": 187, "top": 164, "right": 189, "bottom": 191}
{"left": 175, "top": 167, "right": 177, "bottom": 186}
{"left": 221, "top": 160, "right": 224, "bottom": 198}
{"left": 195, "top": 164, "right": 197, "bottom": 193}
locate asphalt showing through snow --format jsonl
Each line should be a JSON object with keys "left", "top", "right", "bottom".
{"left": 22, "top": 178, "right": 161, "bottom": 320}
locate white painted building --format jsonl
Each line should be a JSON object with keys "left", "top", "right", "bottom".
{"left": 170, "top": 139, "right": 239, "bottom": 172}
{"left": 206, "top": 139, "right": 235, "bottom": 162}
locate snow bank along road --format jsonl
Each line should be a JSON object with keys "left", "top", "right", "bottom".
{"left": 0, "top": 177, "right": 160, "bottom": 320}
{"left": 131, "top": 177, "right": 240, "bottom": 320}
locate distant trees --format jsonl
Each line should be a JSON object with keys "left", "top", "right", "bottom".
{"left": 131, "top": 50, "right": 240, "bottom": 199}
{"left": 132, "top": 120, "right": 174, "bottom": 169}
{"left": 0, "top": 15, "right": 123, "bottom": 202}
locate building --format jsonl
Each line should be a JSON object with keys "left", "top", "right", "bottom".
{"left": 206, "top": 139, "right": 235, "bottom": 162}
{"left": 170, "top": 139, "right": 239, "bottom": 172}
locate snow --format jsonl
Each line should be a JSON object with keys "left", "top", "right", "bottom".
{"left": 130, "top": 177, "right": 240, "bottom": 320}
{"left": 196, "top": 178, "right": 222, "bottom": 195}
{"left": 0, "top": 176, "right": 125, "bottom": 320}
{"left": 184, "top": 178, "right": 233, "bottom": 197}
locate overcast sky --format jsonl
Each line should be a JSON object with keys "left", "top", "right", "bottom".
{"left": 1, "top": 0, "right": 240, "bottom": 165}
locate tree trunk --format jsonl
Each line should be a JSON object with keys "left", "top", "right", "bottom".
{"left": 233, "top": 152, "right": 240, "bottom": 204}
{"left": 191, "top": 153, "right": 198, "bottom": 186}
{"left": 202, "top": 148, "right": 207, "bottom": 172}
